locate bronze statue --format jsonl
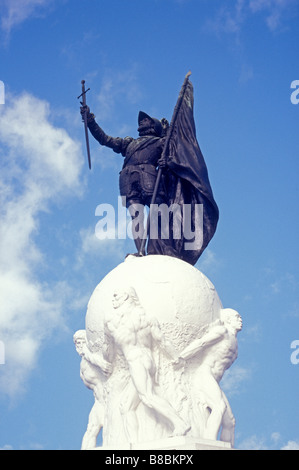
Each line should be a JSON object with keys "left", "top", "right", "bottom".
{"left": 80, "top": 107, "right": 168, "bottom": 256}
{"left": 80, "top": 73, "right": 219, "bottom": 265}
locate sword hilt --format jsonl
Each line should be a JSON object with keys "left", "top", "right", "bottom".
{"left": 77, "top": 80, "right": 90, "bottom": 100}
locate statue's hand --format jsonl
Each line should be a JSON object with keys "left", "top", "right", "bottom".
{"left": 80, "top": 104, "right": 95, "bottom": 123}
{"left": 81, "top": 344, "right": 90, "bottom": 359}
{"left": 158, "top": 156, "right": 167, "bottom": 168}
{"left": 101, "top": 360, "right": 112, "bottom": 377}
{"left": 172, "top": 356, "right": 185, "bottom": 369}
{"left": 80, "top": 104, "right": 90, "bottom": 116}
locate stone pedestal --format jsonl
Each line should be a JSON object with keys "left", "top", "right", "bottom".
{"left": 96, "top": 436, "right": 232, "bottom": 451}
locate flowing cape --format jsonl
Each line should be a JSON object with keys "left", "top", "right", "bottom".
{"left": 162, "top": 79, "right": 219, "bottom": 265}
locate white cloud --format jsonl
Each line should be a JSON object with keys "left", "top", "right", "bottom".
{"left": 271, "top": 431, "right": 281, "bottom": 444}
{"left": 237, "top": 432, "right": 299, "bottom": 450}
{"left": 249, "top": 0, "right": 298, "bottom": 30}
{"left": 204, "top": 0, "right": 246, "bottom": 35}
{"left": 76, "top": 223, "right": 128, "bottom": 269}
{"left": 0, "top": 92, "right": 82, "bottom": 194}
{"left": 237, "top": 434, "right": 268, "bottom": 450}
{"left": 242, "top": 323, "right": 262, "bottom": 342}
{"left": 198, "top": 248, "right": 222, "bottom": 275}
{"left": 0, "top": 92, "right": 83, "bottom": 398}
{"left": 222, "top": 365, "right": 250, "bottom": 395}
{"left": 281, "top": 440, "right": 299, "bottom": 450}
{"left": 205, "top": 0, "right": 297, "bottom": 36}
{"left": 0, "top": 0, "right": 54, "bottom": 36}
{"left": 95, "top": 67, "right": 143, "bottom": 122}
{"left": 0, "top": 444, "right": 13, "bottom": 450}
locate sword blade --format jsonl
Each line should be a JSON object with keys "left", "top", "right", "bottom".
{"left": 83, "top": 112, "right": 91, "bottom": 170}
{"left": 80, "top": 80, "right": 91, "bottom": 170}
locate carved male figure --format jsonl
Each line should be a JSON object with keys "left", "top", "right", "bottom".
{"left": 174, "top": 309, "right": 242, "bottom": 445}
{"left": 104, "top": 287, "right": 189, "bottom": 442}
{"left": 73, "top": 329, "right": 112, "bottom": 450}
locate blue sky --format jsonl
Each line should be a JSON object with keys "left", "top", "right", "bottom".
{"left": 0, "top": 0, "right": 298, "bottom": 450}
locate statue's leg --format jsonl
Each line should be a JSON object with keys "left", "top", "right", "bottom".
{"left": 220, "top": 392, "right": 235, "bottom": 446}
{"left": 81, "top": 400, "right": 104, "bottom": 450}
{"left": 119, "top": 380, "right": 141, "bottom": 443}
{"left": 129, "top": 355, "right": 189, "bottom": 436}
{"left": 127, "top": 198, "right": 146, "bottom": 255}
{"left": 196, "top": 369, "right": 226, "bottom": 441}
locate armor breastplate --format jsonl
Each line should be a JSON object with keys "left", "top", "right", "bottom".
{"left": 123, "top": 136, "right": 163, "bottom": 168}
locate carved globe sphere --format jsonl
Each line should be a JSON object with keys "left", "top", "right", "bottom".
{"left": 85, "top": 255, "right": 222, "bottom": 346}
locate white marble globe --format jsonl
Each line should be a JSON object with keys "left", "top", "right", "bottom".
{"left": 85, "top": 254, "right": 222, "bottom": 347}
{"left": 78, "top": 254, "right": 240, "bottom": 449}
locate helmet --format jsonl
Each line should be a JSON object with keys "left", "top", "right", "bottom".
{"left": 138, "top": 111, "right": 163, "bottom": 137}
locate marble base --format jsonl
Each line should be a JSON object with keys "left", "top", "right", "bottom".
{"left": 95, "top": 436, "right": 232, "bottom": 451}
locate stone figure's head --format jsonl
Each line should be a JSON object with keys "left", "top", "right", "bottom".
{"left": 220, "top": 309, "right": 242, "bottom": 333}
{"left": 112, "top": 286, "right": 140, "bottom": 310}
{"left": 73, "top": 329, "right": 87, "bottom": 356}
{"left": 138, "top": 111, "right": 163, "bottom": 137}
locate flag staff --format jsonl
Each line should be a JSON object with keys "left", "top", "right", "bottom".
{"left": 138, "top": 71, "right": 192, "bottom": 256}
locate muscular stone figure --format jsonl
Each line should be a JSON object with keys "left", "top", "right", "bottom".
{"left": 104, "top": 287, "right": 190, "bottom": 442}
{"left": 74, "top": 330, "right": 112, "bottom": 449}
{"left": 174, "top": 309, "right": 242, "bottom": 445}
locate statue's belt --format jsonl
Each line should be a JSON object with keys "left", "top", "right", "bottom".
{"left": 120, "top": 164, "right": 157, "bottom": 176}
